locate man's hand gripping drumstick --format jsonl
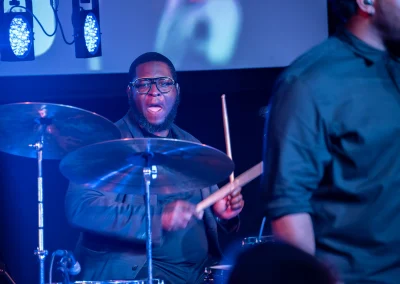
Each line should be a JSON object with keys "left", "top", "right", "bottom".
{"left": 200, "top": 94, "right": 245, "bottom": 220}
{"left": 196, "top": 162, "right": 263, "bottom": 215}
{"left": 163, "top": 94, "right": 261, "bottom": 230}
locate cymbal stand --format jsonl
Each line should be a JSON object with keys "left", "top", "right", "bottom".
{"left": 143, "top": 153, "right": 157, "bottom": 284}
{"left": 29, "top": 134, "right": 48, "bottom": 284}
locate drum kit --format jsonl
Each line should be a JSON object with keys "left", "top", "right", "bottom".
{"left": 49, "top": 282, "right": 164, "bottom": 284}
{"left": 0, "top": 99, "right": 263, "bottom": 284}
{"left": 203, "top": 236, "right": 276, "bottom": 283}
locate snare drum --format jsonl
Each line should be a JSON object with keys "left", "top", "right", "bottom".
{"left": 204, "top": 265, "right": 232, "bottom": 283}
{"left": 242, "top": 235, "right": 275, "bottom": 247}
{"left": 48, "top": 280, "right": 164, "bottom": 284}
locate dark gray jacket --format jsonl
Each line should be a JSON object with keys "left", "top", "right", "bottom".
{"left": 65, "top": 110, "right": 239, "bottom": 281}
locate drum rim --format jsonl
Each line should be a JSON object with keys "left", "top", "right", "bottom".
{"left": 47, "top": 280, "right": 163, "bottom": 284}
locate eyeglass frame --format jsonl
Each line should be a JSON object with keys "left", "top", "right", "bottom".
{"left": 129, "top": 76, "right": 177, "bottom": 95}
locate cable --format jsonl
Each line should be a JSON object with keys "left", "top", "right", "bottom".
{"left": 9, "top": 5, "right": 57, "bottom": 37}
{"left": 9, "top": 1, "right": 75, "bottom": 45}
{"left": 0, "top": 262, "right": 17, "bottom": 284}
{"left": 57, "top": 257, "right": 71, "bottom": 284}
{"left": 4, "top": 271, "right": 17, "bottom": 284}
{"left": 52, "top": 6, "right": 75, "bottom": 45}
{"left": 49, "top": 253, "right": 56, "bottom": 284}
{"left": 51, "top": 0, "right": 60, "bottom": 10}
{"left": 50, "top": 0, "right": 75, "bottom": 45}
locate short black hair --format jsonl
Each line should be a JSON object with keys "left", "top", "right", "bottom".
{"left": 332, "top": 0, "right": 359, "bottom": 20}
{"left": 128, "top": 52, "right": 177, "bottom": 82}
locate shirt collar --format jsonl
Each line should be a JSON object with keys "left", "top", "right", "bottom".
{"left": 336, "top": 28, "right": 387, "bottom": 64}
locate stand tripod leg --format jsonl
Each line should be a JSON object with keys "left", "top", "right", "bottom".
{"left": 143, "top": 167, "right": 153, "bottom": 283}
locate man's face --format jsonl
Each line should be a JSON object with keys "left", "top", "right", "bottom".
{"left": 374, "top": 0, "right": 400, "bottom": 41}
{"left": 128, "top": 61, "right": 180, "bottom": 133}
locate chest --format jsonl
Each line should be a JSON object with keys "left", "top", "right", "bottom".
{"left": 321, "top": 72, "right": 400, "bottom": 166}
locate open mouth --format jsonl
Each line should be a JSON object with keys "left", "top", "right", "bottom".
{"left": 147, "top": 104, "right": 163, "bottom": 113}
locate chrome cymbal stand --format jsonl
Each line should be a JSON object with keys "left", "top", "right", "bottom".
{"left": 143, "top": 153, "right": 157, "bottom": 284}
{"left": 30, "top": 135, "right": 48, "bottom": 284}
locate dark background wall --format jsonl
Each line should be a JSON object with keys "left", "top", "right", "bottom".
{"left": 0, "top": 3, "right": 342, "bottom": 283}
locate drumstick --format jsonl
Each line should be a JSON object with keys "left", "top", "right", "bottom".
{"left": 196, "top": 162, "right": 263, "bottom": 213}
{"left": 222, "top": 94, "right": 234, "bottom": 183}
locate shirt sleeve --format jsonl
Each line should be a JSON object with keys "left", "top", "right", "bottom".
{"left": 263, "top": 75, "right": 331, "bottom": 220}
{"left": 65, "top": 182, "right": 163, "bottom": 244}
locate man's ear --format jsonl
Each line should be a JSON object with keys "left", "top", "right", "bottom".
{"left": 356, "top": 0, "right": 375, "bottom": 15}
{"left": 126, "top": 85, "right": 134, "bottom": 105}
{"left": 176, "top": 83, "right": 180, "bottom": 95}
{"left": 127, "top": 84, "right": 133, "bottom": 96}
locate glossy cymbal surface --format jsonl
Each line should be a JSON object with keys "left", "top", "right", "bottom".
{"left": 0, "top": 102, "right": 121, "bottom": 159}
{"left": 60, "top": 138, "right": 234, "bottom": 194}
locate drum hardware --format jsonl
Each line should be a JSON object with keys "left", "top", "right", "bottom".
{"left": 59, "top": 138, "right": 235, "bottom": 283}
{"left": 204, "top": 265, "right": 232, "bottom": 284}
{"left": 0, "top": 102, "right": 121, "bottom": 284}
{"left": 49, "top": 250, "right": 81, "bottom": 284}
{"left": 57, "top": 258, "right": 72, "bottom": 284}
{"left": 203, "top": 235, "right": 275, "bottom": 283}
{"left": 0, "top": 100, "right": 256, "bottom": 283}
{"left": 59, "top": 138, "right": 234, "bottom": 194}
{"left": 242, "top": 235, "right": 276, "bottom": 247}
{"left": 46, "top": 280, "right": 165, "bottom": 284}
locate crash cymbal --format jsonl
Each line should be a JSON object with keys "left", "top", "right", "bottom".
{"left": 60, "top": 138, "right": 234, "bottom": 194}
{"left": 0, "top": 102, "right": 121, "bottom": 159}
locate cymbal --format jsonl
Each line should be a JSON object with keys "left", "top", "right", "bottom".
{"left": 0, "top": 102, "right": 121, "bottom": 159}
{"left": 209, "top": 265, "right": 232, "bottom": 270}
{"left": 59, "top": 138, "right": 234, "bottom": 194}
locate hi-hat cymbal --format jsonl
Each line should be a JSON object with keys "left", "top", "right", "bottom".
{"left": 60, "top": 138, "right": 234, "bottom": 194}
{"left": 0, "top": 102, "right": 121, "bottom": 159}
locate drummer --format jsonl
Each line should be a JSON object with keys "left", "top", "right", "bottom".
{"left": 64, "top": 52, "right": 244, "bottom": 284}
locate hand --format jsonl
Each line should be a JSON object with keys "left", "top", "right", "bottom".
{"left": 161, "top": 200, "right": 204, "bottom": 231}
{"left": 212, "top": 187, "right": 244, "bottom": 220}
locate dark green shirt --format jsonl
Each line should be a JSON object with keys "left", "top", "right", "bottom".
{"left": 263, "top": 29, "right": 400, "bottom": 283}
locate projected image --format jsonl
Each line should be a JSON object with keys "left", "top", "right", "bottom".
{"left": 0, "top": 0, "right": 328, "bottom": 76}
{"left": 155, "top": 0, "right": 242, "bottom": 68}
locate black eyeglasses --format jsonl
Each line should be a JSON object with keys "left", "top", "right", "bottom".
{"left": 130, "top": 77, "right": 176, "bottom": 94}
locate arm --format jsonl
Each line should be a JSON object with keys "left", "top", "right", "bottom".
{"left": 272, "top": 213, "right": 315, "bottom": 254}
{"left": 263, "top": 76, "right": 331, "bottom": 254}
{"left": 65, "top": 182, "right": 163, "bottom": 244}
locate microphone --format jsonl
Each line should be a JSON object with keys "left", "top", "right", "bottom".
{"left": 53, "top": 250, "right": 81, "bottom": 275}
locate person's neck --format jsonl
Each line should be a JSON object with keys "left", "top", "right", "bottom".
{"left": 139, "top": 124, "right": 170, "bottom": 137}
{"left": 346, "top": 14, "right": 386, "bottom": 51}
{"left": 153, "top": 129, "right": 170, "bottom": 137}
{"left": 128, "top": 109, "right": 171, "bottom": 137}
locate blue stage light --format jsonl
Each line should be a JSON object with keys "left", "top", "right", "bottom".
{"left": 0, "top": 1, "right": 35, "bottom": 62}
{"left": 83, "top": 12, "right": 100, "bottom": 55}
{"left": 8, "top": 14, "right": 33, "bottom": 58}
{"left": 72, "top": 0, "right": 102, "bottom": 58}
